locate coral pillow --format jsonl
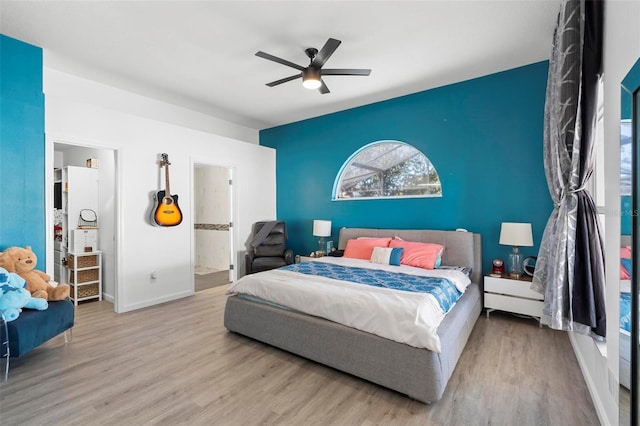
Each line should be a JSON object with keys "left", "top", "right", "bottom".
{"left": 389, "top": 239, "right": 444, "bottom": 270}
{"left": 621, "top": 246, "right": 632, "bottom": 279}
{"left": 343, "top": 238, "right": 392, "bottom": 260}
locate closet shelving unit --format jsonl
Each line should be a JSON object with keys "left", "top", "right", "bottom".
{"left": 60, "top": 166, "right": 101, "bottom": 304}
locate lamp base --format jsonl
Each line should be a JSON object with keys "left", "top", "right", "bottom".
{"left": 317, "top": 237, "right": 326, "bottom": 257}
{"left": 507, "top": 248, "right": 523, "bottom": 278}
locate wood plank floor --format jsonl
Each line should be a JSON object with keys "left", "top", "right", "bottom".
{"left": 195, "top": 271, "right": 230, "bottom": 292}
{"left": 0, "top": 286, "right": 599, "bottom": 425}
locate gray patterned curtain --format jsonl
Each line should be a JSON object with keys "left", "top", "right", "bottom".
{"left": 531, "top": 0, "right": 605, "bottom": 338}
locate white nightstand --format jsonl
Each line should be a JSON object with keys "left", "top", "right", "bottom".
{"left": 484, "top": 274, "right": 544, "bottom": 324}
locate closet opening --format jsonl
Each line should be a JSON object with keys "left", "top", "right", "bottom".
{"left": 48, "top": 142, "right": 118, "bottom": 311}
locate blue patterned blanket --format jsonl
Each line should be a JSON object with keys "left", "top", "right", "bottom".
{"left": 280, "top": 262, "right": 462, "bottom": 313}
{"left": 621, "top": 292, "right": 631, "bottom": 333}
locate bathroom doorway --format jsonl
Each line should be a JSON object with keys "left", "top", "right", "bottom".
{"left": 193, "top": 163, "right": 234, "bottom": 291}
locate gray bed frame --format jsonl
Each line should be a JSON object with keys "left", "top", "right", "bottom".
{"left": 224, "top": 228, "right": 483, "bottom": 403}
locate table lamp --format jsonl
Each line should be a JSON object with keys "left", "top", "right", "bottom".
{"left": 313, "top": 220, "right": 332, "bottom": 256}
{"left": 499, "top": 222, "right": 533, "bottom": 278}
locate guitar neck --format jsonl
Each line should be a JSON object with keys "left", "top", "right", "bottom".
{"left": 164, "top": 163, "right": 171, "bottom": 197}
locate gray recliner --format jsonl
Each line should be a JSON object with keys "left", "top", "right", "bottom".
{"left": 245, "top": 221, "right": 294, "bottom": 275}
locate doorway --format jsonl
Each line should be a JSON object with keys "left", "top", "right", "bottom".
{"left": 193, "top": 163, "right": 233, "bottom": 291}
{"left": 49, "top": 142, "right": 118, "bottom": 309}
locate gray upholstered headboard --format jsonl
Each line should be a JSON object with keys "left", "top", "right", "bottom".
{"left": 338, "top": 227, "right": 482, "bottom": 285}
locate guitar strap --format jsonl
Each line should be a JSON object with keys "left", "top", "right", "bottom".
{"left": 250, "top": 221, "right": 281, "bottom": 250}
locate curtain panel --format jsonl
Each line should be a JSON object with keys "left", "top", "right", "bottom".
{"left": 532, "top": 0, "right": 605, "bottom": 338}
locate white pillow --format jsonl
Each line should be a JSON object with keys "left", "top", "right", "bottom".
{"left": 370, "top": 247, "right": 403, "bottom": 266}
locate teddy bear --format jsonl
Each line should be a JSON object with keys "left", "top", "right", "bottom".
{"left": 0, "top": 246, "right": 70, "bottom": 301}
{"left": 0, "top": 266, "right": 48, "bottom": 321}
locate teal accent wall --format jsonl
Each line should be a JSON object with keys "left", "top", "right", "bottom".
{"left": 260, "top": 61, "right": 553, "bottom": 274}
{"left": 0, "top": 35, "right": 46, "bottom": 262}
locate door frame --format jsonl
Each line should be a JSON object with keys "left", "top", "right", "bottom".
{"left": 45, "top": 135, "right": 122, "bottom": 312}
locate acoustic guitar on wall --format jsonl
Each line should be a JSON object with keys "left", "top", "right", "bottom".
{"left": 153, "top": 153, "right": 183, "bottom": 227}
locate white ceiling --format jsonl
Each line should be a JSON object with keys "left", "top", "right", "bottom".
{"left": 0, "top": 0, "right": 561, "bottom": 130}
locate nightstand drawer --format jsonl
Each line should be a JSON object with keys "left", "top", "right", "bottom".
{"left": 484, "top": 276, "right": 542, "bottom": 300}
{"left": 485, "top": 293, "right": 544, "bottom": 318}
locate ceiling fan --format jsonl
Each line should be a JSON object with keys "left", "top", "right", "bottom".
{"left": 255, "top": 38, "right": 371, "bottom": 94}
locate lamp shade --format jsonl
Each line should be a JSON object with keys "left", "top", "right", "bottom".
{"left": 499, "top": 222, "right": 533, "bottom": 247}
{"left": 313, "top": 220, "right": 332, "bottom": 237}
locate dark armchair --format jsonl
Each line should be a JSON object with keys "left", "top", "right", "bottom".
{"left": 245, "top": 221, "right": 294, "bottom": 275}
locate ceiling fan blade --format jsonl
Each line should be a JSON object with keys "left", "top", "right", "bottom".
{"left": 266, "top": 74, "right": 302, "bottom": 87}
{"left": 322, "top": 69, "right": 371, "bottom": 76}
{"left": 255, "top": 51, "right": 305, "bottom": 71}
{"left": 318, "top": 79, "right": 330, "bottom": 94}
{"left": 311, "top": 38, "right": 341, "bottom": 68}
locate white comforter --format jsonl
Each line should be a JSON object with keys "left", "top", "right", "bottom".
{"left": 227, "top": 257, "right": 471, "bottom": 352}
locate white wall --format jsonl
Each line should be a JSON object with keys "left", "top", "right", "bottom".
{"left": 42, "top": 50, "right": 259, "bottom": 146}
{"left": 571, "top": 2, "right": 640, "bottom": 426}
{"left": 43, "top": 67, "right": 275, "bottom": 313}
{"left": 194, "top": 165, "right": 230, "bottom": 272}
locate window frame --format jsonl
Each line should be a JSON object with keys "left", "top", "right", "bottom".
{"left": 331, "top": 140, "right": 442, "bottom": 201}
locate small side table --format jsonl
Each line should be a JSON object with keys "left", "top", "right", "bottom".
{"left": 484, "top": 274, "right": 544, "bottom": 325}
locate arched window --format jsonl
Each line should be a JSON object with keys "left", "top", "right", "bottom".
{"left": 332, "top": 140, "right": 442, "bottom": 200}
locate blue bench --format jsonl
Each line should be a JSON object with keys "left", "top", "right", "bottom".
{"left": 1, "top": 299, "right": 74, "bottom": 381}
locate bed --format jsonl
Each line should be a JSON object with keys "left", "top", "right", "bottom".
{"left": 223, "top": 227, "right": 482, "bottom": 403}
{"left": 620, "top": 235, "right": 632, "bottom": 390}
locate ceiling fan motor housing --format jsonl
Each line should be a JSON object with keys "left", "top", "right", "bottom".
{"left": 302, "top": 67, "right": 321, "bottom": 89}
{"left": 303, "top": 67, "right": 321, "bottom": 80}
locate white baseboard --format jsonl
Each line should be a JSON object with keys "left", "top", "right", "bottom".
{"left": 569, "top": 332, "right": 611, "bottom": 426}
{"left": 120, "top": 290, "right": 193, "bottom": 313}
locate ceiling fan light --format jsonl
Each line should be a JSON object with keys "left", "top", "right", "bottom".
{"left": 302, "top": 68, "right": 321, "bottom": 89}
{"left": 303, "top": 79, "right": 321, "bottom": 90}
